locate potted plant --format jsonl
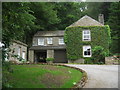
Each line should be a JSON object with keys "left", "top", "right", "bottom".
{"left": 46, "top": 58, "right": 54, "bottom": 63}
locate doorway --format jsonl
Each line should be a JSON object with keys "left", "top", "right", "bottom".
{"left": 35, "top": 51, "right": 47, "bottom": 63}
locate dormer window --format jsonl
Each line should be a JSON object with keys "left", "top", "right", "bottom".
{"left": 47, "top": 38, "right": 53, "bottom": 44}
{"left": 83, "top": 30, "right": 91, "bottom": 41}
{"left": 59, "top": 37, "right": 64, "bottom": 45}
{"left": 38, "top": 38, "right": 44, "bottom": 45}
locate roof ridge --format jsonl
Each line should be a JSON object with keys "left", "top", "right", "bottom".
{"left": 68, "top": 15, "right": 104, "bottom": 27}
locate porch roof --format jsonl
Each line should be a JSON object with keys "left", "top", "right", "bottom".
{"left": 29, "top": 45, "right": 66, "bottom": 50}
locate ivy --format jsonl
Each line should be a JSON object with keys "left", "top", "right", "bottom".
{"left": 64, "top": 25, "right": 111, "bottom": 60}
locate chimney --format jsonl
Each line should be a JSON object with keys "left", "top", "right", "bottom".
{"left": 98, "top": 14, "right": 104, "bottom": 25}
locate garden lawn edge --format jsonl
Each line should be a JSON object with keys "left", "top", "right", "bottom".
{"left": 13, "top": 63, "right": 88, "bottom": 88}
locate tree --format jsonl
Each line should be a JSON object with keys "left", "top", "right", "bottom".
{"left": 2, "top": 2, "right": 38, "bottom": 47}
{"left": 29, "top": 2, "right": 60, "bottom": 30}
{"left": 54, "top": 2, "right": 86, "bottom": 30}
{"left": 85, "top": 2, "right": 111, "bottom": 22}
{"left": 85, "top": 2, "right": 103, "bottom": 20}
{"left": 107, "top": 2, "right": 120, "bottom": 54}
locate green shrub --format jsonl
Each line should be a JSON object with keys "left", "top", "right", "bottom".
{"left": 68, "top": 56, "right": 78, "bottom": 61}
{"left": 84, "top": 57, "right": 93, "bottom": 64}
{"left": 92, "top": 46, "right": 106, "bottom": 64}
{"left": 2, "top": 61, "right": 13, "bottom": 88}
{"left": 12, "top": 54, "right": 26, "bottom": 62}
{"left": 46, "top": 58, "right": 54, "bottom": 61}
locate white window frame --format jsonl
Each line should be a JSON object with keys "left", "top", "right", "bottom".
{"left": 83, "top": 46, "right": 92, "bottom": 57}
{"left": 22, "top": 51, "right": 26, "bottom": 59}
{"left": 47, "top": 38, "right": 53, "bottom": 44}
{"left": 82, "top": 30, "right": 91, "bottom": 41}
{"left": 38, "top": 38, "right": 44, "bottom": 45}
{"left": 59, "top": 37, "right": 64, "bottom": 45}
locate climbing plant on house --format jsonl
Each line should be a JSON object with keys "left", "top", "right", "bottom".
{"left": 64, "top": 25, "right": 111, "bottom": 63}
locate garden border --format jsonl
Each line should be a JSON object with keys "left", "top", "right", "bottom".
{"left": 14, "top": 63, "right": 88, "bottom": 88}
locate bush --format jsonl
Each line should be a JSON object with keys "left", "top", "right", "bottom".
{"left": 68, "top": 56, "right": 78, "bottom": 61}
{"left": 2, "top": 61, "right": 13, "bottom": 88}
{"left": 84, "top": 57, "right": 93, "bottom": 64}
{"left": 12, "top": 54, "right": 26, "bottom": 63}
{"left": 92, "top": 46, "right": 106, "bottom": 64}
{"left": 46, "top": 58, "right": 54, "bottom": 61}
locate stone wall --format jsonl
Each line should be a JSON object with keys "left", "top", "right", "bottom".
{"left": 105, "top": 56, "right": 120, "bottom": 65}
{"left": 28, "top": 50, "right": 34, "bottom": 63}
{"left": 68, "top": 59, "right": 84, "bottom": 64}
{"left": 9, "top": 40, "right": 27, "bottom": 61}
{"left": 47, "top": 50, "right": 54, "bottom": 58}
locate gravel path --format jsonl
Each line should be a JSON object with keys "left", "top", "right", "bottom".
{"left": 65, "top": 64, "right": 119, "bottom": 88}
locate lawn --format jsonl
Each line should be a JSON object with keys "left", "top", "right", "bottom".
{"left": 7, "top": 64, "right": 83, "bottom": 88}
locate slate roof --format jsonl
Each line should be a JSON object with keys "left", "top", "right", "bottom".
{"left": 34, "top": 30, "right": 65, "bottom": 37}
{"left": 12, "top": 40, "right": 28, "bottom": 47}
{"left": 69, "top": 15, "right": 104, "bottom": 27}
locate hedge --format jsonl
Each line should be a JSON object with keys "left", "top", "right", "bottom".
{"left": 64, "top": 25, "right": 111, "bottom": 60}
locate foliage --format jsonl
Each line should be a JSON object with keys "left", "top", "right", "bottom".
{"left": 85, "top": 2, "right": 104, "bottom": 20}
{"left": 64, "top": 26, "right": 111, "bottom": 60}
{"left": 54, "top": 2, "right": 86, "bottom": 30}
{"left": 107, "top": 2, "right": 120, "bottom": 54}
{"left": 29, "top": 2, "right": 60, "bottom": 29}
{"left": 45, "top": 57, "right": 54, "bottom": 61}
{"left": 2, "top": 2, "right": 39, "bottom": 47}
{"left": 84, "top": 57, "right": 93, "bottom": 64}
{"left": 85, "top": 2, "right": 111, "bottom": 22}
{"left": 11, "top": 54, "right": 26, "bottom": 62}
{"left": 91, "top": 46, "right": 107, "bottom": 64}
{"left": 2, "top": 61, "right": 13, "bottom": 88}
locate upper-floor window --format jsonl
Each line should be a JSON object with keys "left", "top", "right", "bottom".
{"left": 47, "top": 38, "right": 53, "bottom": 44}
{"left": 83, "top": 46, "right": 91, "bottom": 57}
{"left": 83, "top": 30, "right": 91, "bottom": 41}
{"left": 38, "top": 38, "right": 44, "bottom": 45}
{"left": 59, "top": 37, "right": 64, "bottom": 45}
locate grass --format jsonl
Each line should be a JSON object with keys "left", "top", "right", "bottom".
{"left": 6, "top": 64, "right": 83, "bottom": 88}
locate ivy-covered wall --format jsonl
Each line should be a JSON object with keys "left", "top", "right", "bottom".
{"left": 64, "top": 25, "right": 111, "bottom": 60}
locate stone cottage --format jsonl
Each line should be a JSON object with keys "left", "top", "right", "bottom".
{"left": 9, "top": 40, "right": 28, "bottom": 62}
{"left": 29, "top": 14, "right": 110, "bottom": 63}
{"left": 29, "top": 31, "right": 67, "bottom": 63}
{"left": 65, "top": 14, "right": 110, "bottom": 62}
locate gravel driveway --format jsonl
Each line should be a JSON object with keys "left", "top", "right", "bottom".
{"left": 65, "top": 64, "right": 119, "bottom": 88}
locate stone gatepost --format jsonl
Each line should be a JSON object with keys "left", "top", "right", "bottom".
{"left": 28, "top": 50, "right": 34, "bottom": 63}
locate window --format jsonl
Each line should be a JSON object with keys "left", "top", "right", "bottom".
{"left": 47, "top": 38, "right": 53, "bottom": 44}
{"left": 18, "top": 47, "right": 21, "bottom": 56}
{"left": 22, "top": 51, "right": 25, "bottom": 59}
{"left": 59, "top": 37, "right": 64, "bottom": 45}
{"left": 83, "top": 46, "right": 91, "bottom": 57}
{"left": 32, "top": 39, "right": 36, "bottom": 46}
{"left": 83, "top": 30, "right": 91, "bottom": 41}
{"left": 38, "top": 38, "right": 44, "bottom": 45}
